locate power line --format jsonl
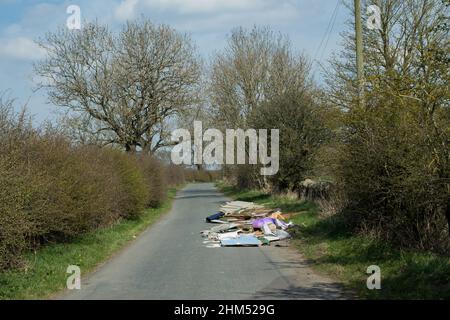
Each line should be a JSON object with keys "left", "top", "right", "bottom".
{"left": 320, "top": 1, "right": 341, "bottom": 62}
{"left": 312, "top": 0, "right": 341, "bottom": 74}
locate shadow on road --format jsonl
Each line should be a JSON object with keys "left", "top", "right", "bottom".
{"left": 253, "top": 281, "right": 349, "bottom": 300}
{"left": 176, "top": 194, "right": 225, "bottom": 199}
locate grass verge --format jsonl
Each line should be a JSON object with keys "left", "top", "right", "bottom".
{"left": 218, "top": 182, "right": 450, "bottom": 299}
{"left": 0, "top": 187, "right": 179, "bottom": 299}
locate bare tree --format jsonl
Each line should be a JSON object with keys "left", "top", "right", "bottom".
{"left": 327, "top": 0, "right": 449, "bottom": 110}
{"left": 34, "top": 19, "right": 201, "bottom": 153}
{"left": 209, "top": 26, "right": 311, "bottom": 129}
{"left": 208, "top": 26, "right": 313, "bottom": 188}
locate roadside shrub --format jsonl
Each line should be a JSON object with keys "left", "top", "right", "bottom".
{"left": 0, "top": 100, "right": 164, "bottom": 270}
{"left": 338, "top": 99, "right": 450, "bottom": 253}
{"left": 165, "top": 164, "right": 185, "bottom": 186}
{"left": 0, "top": 155, "right": 35, "bottom": 270}
{"left": 138, "top": 155, "right": 167, "bottom": 208}
{"left": 235, "top": 165, "right": 257, "bottom": 189}
{"left": 108, "top": 150, "right": 149, "bottom": 219}
{"left": 184, "top": 169, "right": 222, "bottom": 183}
{"left": 251, "top": 91, "right": 330, "bottom": 192}
{"left": 19, "top": 137, "right": 122, "bottom": 241}
{"left": 0, "top": 103, "right": 40, "bottom": 268}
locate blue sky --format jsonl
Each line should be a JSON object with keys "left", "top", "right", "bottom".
{"left": 0, "top": 0, "right": 348, "bottom": 123}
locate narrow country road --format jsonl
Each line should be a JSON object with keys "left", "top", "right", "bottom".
{"left": 61, "top": 183, "right": 347, "bottom": 300}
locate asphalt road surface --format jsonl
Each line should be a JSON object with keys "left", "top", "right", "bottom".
{"left": 61, "top": 183, "right": 347, "bottom": 300}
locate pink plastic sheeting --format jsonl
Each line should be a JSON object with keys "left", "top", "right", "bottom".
{"left": 252, "top": 217, "right": 275, "bottom": 229}
{"left": 252, "top": 218, "right": 289, "bottom": 229}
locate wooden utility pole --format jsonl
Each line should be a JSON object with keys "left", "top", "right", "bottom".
{"left": 354, "top": 0, "right": 365, "bottom": 108}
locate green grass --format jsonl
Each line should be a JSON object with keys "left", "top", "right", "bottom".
{"left": 218, "top": 182, "right": 450, "bottom": 299}
{"left": 0, "top": 187, "right": 178, "bottom": 300}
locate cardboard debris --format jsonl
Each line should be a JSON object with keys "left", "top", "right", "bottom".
{"left": 217, "top": 231, "right": 241, "bottom": 240}
{"left": 210, "top": 223, "right": 240, "bottom": 233}
{"left": 218, "top": 201, "right": 264, "bottom": 214}
{"left": 221, "top": 235, "right": 262, "bottom": 247}
{"left": 210, "top": 219, "right": 228, "bottom": 224}
{"left": 201, "top": 200, "right": 294, "bottom": 248}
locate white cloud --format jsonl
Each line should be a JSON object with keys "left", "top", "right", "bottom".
{"left": 115, "top": 0, "right": 140, "bottom": 21}
{"left": 113, "top": 0, "right": 279, "bottom": 21}
{"left": 143, "top": 0, "right": 265, "bottom": 14}
{"left": 0, "top": 37, "right": 46, "bottom": 60}
{"left": 110, "top": 0, "right": 302, "bottom": 37}
{"left": 173, "top": 2, "right": 300, "bottom": 32}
